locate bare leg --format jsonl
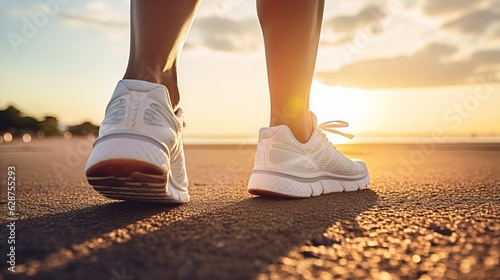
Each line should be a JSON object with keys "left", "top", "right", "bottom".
{"left": 123, "top": 0, "right": 201, "bottom": 110}
{"left": 257, "top": 0, "right": 325, "bottom": 143}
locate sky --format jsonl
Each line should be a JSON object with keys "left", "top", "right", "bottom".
{"left": 0, "top": 0, "right": 499, "bottom": 143}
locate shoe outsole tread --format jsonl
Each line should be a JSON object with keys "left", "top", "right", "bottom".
{"left": 87, "top": 160, "right": 189, "bottom": 204}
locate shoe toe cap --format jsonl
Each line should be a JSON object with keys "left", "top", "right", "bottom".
{"left": 353, "top": 160, "right": 368, "bottom": 175}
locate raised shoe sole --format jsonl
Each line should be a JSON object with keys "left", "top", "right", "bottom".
{"left": 248, "top": 170, "right": 369, "bottom": 198}
{"left": 85, "top": 137, "right": 189, "bottom": 203}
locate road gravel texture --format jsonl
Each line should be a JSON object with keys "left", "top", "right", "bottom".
{"left": 0, "top": 139, "right": 499, "bottom": 280}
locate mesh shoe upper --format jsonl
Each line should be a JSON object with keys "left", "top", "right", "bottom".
{"left": 86, "top": 79, "right": 188, "bottom": 195}
{"left": 98, "top": 79, "right": 182, "bottom": 154}
{"left": 253, "top": 113, "right": 367, "bottom": 178}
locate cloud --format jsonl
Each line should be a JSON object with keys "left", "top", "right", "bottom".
{"left": 186, "top": 16, "right": 261, "bottom": 52}
{"left": 320, "top": 35, "right": 355, "bottom": 47}
{"left": 321, "top": 3, "right": 403, "bottom": 47}
{"left": 58, "top": 1, "right": 127, "bottom": 35}
{"left": 471, "top": 49, "right": 500, "bottom": 65}
{"left": 490, "top": 29, "right": 500, "bottom": 39}
{"left": 56, "top": 1, "right": 128, "bottom": 43}
{"left": 86, "top": 1, "right": 110, "bottom": 12}
{"left": 422, "top": 0, "right": 489, "bottom": 16}
{"left": 59, "top": 13, "right": 128, "bottom": 29}
{"left": 316, "top": 43, "right": 500, "bottom": 88}
{"left": 323, "top": 5, "right": 385, "bottom": 34}
{"left": 443, "top": 9, "right": 500, "bottom": 34}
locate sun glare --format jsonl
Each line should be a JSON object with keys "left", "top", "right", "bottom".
{"left": 310, "top": 81, "right": 370, "bottom": 144}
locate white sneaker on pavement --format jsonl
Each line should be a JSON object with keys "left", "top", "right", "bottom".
{"left": 85, "top": 79, "right": 189, "bottom": 203}
{"left": 248, "top": 112, "right": 369, "bottom": 197}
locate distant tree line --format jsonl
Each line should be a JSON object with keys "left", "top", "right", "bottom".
{"left": 0, "top": 105, "right": 99, "bottom": 137}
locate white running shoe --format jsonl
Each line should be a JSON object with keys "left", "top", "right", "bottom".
{"left": 85, "top": 79, "right": 189, "bottom": 203}
{"left": 248, "top": 113, "right": 369, "bottom": 198}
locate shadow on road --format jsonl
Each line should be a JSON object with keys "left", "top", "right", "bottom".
{"left": 0, "top": 203, "right": 180, "bottom": 271}
{"left": 3, "top": 190, "right": 378, "bottom": 280}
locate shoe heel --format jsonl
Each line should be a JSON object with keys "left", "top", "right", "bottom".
{"left": 84, "top": 137, "right": 185, "bottom": 203}
{"left": 85, "top": 137, "right": 169, "bottom": 176}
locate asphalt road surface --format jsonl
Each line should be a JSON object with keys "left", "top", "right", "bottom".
{"left": 0, "top": 138, "right": 499, "bottom": 280}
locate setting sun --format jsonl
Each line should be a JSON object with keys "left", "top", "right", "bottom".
{"left": 310, "top": 81, "right": 370, "bottom": 144}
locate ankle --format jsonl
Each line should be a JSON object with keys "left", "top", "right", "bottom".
{"left": 270, "top": 112, "right": 313, "bottom": 143}
{"left": 123, "top": 67, "right": 180, "bottom": 109}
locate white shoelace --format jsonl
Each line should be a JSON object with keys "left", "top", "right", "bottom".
{"left": 318, "top": 120, "right": 354, "bottom": 139}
